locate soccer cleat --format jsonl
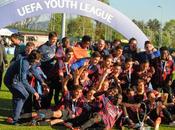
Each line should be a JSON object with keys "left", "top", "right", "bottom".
{"left": 30, "top": 119, "right": 37, "bottom": 126}
{"left": 6, "top": 117, "right": 14, "bottom": 124}
{"left": 6, "top": 117, "right": 19, "bottom": 125}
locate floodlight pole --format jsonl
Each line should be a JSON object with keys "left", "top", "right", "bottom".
{"left": 157, "top": 5, "right": 163, "bottom": 48}
{"left": 61, "top": 13, "right": 66, "bottom": 38}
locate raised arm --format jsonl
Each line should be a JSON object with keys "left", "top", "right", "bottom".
{"left": 62, "top": 74, "right": 72, "bottom": 92}
{"left": 96, "top": 69, "right": 111, "bottom": 91}
{"left": 73, "top": 63, "right": 89, "bottom": 85}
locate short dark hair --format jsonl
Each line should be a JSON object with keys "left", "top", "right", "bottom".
{"left": 160, "top": 46, "right": 169, "bottom": 52}
{"left": 127, "top": 88, "right": 135, "bottom": 94}
{"left": 62, "top": 37, "right": 70, "bottom": 48}
{"left": 129, "top": 37, "right": 137, "bottom": 44}
{"left": 62, "top": 37, "right": 69, "bottom": 44}
{"left": 146, "top": 91, "right": 153, "bottom": 98}
{"left": 125, "top": 57, "right": 133, "bottom": 63}
{"left": 91, "top": 51, "right": 101, "bottom": 58}
{"left": 82, "top": 35, "right": 91, "bottom": 43}
{"left": 11, "top": 33, "right": 21, "bottom": 40}
{"left": 137, "top": 79, "right": 145, "bottom": 84}
{"left": 65, "top": 47, "right": 73, "bottom": 54}
{"left": 26, "top": 42, "right": 35, "bottom": 47}
{"left": 140, "top": 60, "right": 149, "bottom": 64}
{"left": 144, "top": 40, "right": 152, "bottom": 47}
{"left": 113, "top": 39, "right": 121, "bottom": 43}
{"left": 103, "top": 54, "right": 113, "bottom": 61}
{"left": 48, "top": 32, "right": 58, "bottom": 40}
{"left": 113, "top": 62, "right": 122, "bottom": 67}
{"left": 28, "top": 50, "right": 41, "bottom": 63}
{"left": 72, "top": 85, "right": 82, "bottom": 91}
{"left": 88, "top": 87, "right": 97, "bottom": 92}
{"left": 115, "top": 45, "right": 123, "bottom": 50}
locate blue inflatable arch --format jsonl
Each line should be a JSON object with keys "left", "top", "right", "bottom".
{"left": 0, "top": 0, "right": 148, "bottom": 48}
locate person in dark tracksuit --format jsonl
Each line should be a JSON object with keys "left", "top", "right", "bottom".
{"left": 0, "top": 37, "right": 8, "bottom": 89}
{"left": 38, "top": 32, "right": 59, "bottom": 108}
{"left": 38, "top": 32, "right": 58, "bottom": 74}
{"left": 4, "top": 50, "right": 40, "bottom": 124}
{"left": 10, "top": 33, "right": 26, "bottom": 62}
{"left": 17, "top": 42, "right": 47, "bottom": 113}
{"left": 16, "top": 41, "right": 35, "bottom": 61}
{"left": 17, "top": 42, "right": 46, "bottom": 87}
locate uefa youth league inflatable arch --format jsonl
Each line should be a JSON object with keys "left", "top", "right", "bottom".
{"left": 0, "top": 0, "right": 148, "bottom": 49}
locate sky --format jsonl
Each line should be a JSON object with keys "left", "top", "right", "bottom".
{"left": 0, "top": 0, "right": 174, "bottom": 24}
{"left": 109, "top": 0, "right": 175, "bottom": 24}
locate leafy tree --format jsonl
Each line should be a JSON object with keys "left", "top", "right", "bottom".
{"left": 95, "top": 22, "right": 106, "bottom": 40}
{"left": 132, "top": 19, "right": 147, "bottom": 31}
{"left": 163, "top": 20, "right": 175, "bottom": 47}
{"left": 147, "top": 19, "right": 161, "bottom": 32}
{"left": 133, "top": 19, "right": 162, "bottom": 48}
{"left": 95, "top": 0, "right": 111, "bottom": 41}
{"left": 67, "top": 16, "right": 94, "bottom": 38}
{"left": 48, "top": 13, "right": 62, "bottom": 33}
{"left": 162, "top": 31, "right": 172, "bottom": 47}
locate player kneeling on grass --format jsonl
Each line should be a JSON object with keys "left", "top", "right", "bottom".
{"left": 21, "top": 74, "right": 85, "bottom": 127}
{"left": 4, "top": 50, "right": 41, "bottom": 125}
{"left": 141, "top": 91, "right": 174, "bottom": 130}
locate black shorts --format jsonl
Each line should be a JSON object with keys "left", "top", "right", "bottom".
{"left": 147, "top": 109, "right": 158, "bottom": 121}
{"left": 167, "top": 104, "right": 175, "bottom": 115}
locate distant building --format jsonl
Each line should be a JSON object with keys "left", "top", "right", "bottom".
{"left": 19, "top": 31, "right": 48, "bottom": 47}
{"left": 0, "top": 28, "right": 49, "bottom": 47}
